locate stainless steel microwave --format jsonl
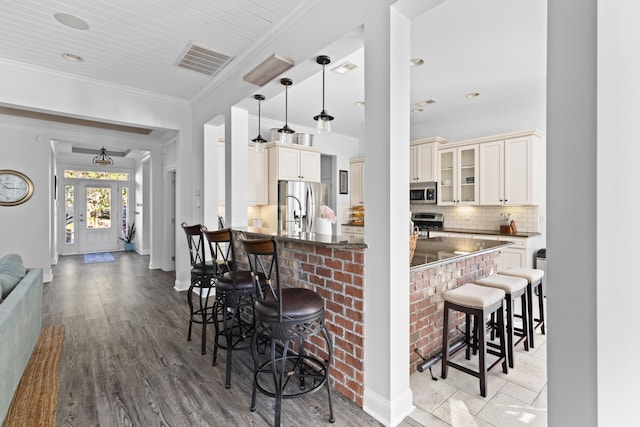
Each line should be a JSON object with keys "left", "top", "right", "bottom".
{"left": 410, "top": 182, "right": 437, "bottom": 204}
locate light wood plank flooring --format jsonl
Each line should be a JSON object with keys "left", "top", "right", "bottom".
{"left": 43, "top": 252, "right": 403, "bottom": 427}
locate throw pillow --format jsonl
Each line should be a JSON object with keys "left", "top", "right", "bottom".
{"left": 0, "top": 253, "right": 26, "bottom": 299}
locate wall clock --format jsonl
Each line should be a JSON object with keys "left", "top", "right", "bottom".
{"left": 0, "top": 169, "right": 34, "bottom": 206}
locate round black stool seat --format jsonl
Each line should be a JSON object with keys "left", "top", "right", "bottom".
{"left": 216, "top": 270, "right": 255, "bottom": 292}
{"left": 256, "top": 288, "right": 324, "bottom": 325}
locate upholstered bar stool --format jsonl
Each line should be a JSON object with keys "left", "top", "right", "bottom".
{"left": 181, "top": 223, "right": 217, "bottom": 354}
{"left": 242, "top": 237, "right": 334, "bottom": 427}
{"left": 474, "top": 274, "right": 529, "bottom": 368}
{"left": 441, "top": 283, "right": 508, "bottom": 397}
{"left": 499, "top": 267, "right": 545, "bottom": 348}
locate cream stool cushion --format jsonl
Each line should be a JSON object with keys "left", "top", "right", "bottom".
{"left": 443, "top": 283, "right": 505, "bottom": 309}
{"left": 500, "top": 267, "right": 544, "bottom": 283}
{"left": 475, "top": 274, "right": 528, "bottom": 294}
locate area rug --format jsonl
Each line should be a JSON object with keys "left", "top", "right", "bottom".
{"left": 83, "top": 252, "right": 115, "bottom": 263}
{"left": 3, "top": 325, "right": 65, "bottom": 427}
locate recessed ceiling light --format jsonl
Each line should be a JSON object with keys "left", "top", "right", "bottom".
{"left": 54, "top": 13, "right": 89, "bottom": 30}
{"left": 331, "top": 61, "right": 358, "bottom": 75}
{"left": 465, "top": 92, "right": 480, "bottom": 99}
{"left": 355, "top": 101, "right": 365, "bottom": 107}
{"left": 412, "top": 108, "right": 424, "bottom": 113}
{"left": 415, "top": 99, "right": 438, "bottom": 107}
{"left": 62, "top": 53, "right": 84, "bottom": 62}
{"left": 410, "top": 58, "right": 424, "bottom": 67}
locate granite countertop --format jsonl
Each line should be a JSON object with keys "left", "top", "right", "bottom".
{"left": 342, "top": 223, "right": 364, "bottom": 227}
{"left": 438, "top": 227, "right": 541, "bottom": 238}
{"left": 242, "top": 227, "right": 367, "bottom": 248}
{"left": 410, "top": 236, "right": 513, "bottom": 269}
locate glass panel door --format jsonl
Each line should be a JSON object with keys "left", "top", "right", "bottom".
{"left": 78, "top": 182, "right": 119, "bottom": 253}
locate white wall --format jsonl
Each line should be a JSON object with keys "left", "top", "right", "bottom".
{"left": 0, "top": 126, "right": 53, "bottom": 281}
{"left": 597, "top": 0, "right": 640, "bottom": 424}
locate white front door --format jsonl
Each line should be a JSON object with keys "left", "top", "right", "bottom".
{"left": 77, "top": 182, "right": 120, "bottom": 253}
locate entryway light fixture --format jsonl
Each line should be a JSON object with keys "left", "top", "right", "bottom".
{"left": 251, "top": 94, "right": 267, "bottom": 152}
{"left": 313, "top": 55, "right": 334, "bottom": 135}
{"left": 277, "top": 78, "right": 295, "bottom": 136}
{"left": 92, "top": 147, "right": 114, "bottom": 166}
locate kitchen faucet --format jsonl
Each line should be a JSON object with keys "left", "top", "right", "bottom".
{"left": 285, "top": 194, "right": 304, "bottom": 232}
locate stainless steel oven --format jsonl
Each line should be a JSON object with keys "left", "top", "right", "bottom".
{"left": 412, "top": 212, "right": 444, "bottom": 237}
{"left": 410, "top": 182, "right": 437, "bottom": 204}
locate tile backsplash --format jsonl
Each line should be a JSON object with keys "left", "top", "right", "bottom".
{"left": 411, "top": 204, "right": 541, "bottom": 233}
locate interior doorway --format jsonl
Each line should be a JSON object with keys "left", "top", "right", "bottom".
{"left": 320, "top": 154, "right": 336, "bottom": 234}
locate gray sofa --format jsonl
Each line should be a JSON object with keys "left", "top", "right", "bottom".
{"left": 0, "top": 267, "right": 43, "bottom": 423}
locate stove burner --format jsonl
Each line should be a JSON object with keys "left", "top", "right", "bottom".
{"left": 412, "top": 212, "right": 444, "bottom": 237}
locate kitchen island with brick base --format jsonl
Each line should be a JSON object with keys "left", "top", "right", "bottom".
{"left": 237, "top": 231, "right": 509, "bottom": 408}
{"left": 409, "top": 236, "right": 511, "bottom": 373}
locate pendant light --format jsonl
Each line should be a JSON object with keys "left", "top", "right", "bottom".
{"left": 92, "top": 146, "right": 114, "bottom": 166}
{"left": 251, "top": 94, "right": 267, "bottom": 152}
{"left": 313, "top": 55, "right": 334, "bottom": 135}
{"left": 277, "top": 78, "right": 295, "bottom": 139}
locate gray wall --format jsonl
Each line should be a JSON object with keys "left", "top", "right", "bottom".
{"left": 547, "top": 0, "right": 597, "bottom": 425}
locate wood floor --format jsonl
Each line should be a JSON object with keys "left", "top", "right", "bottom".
{"left": 42, "top": 252, "right": 392, "bottom": 427}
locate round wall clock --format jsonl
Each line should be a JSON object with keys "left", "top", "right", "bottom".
{"left": 0, "top": 169, "right": 34, "bottom": 206}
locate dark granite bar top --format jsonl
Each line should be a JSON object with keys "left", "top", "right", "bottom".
{"left": 242, "top": 227, "right": 367, "bottom": 248}
{"left": 438, "top": 227, "right": 541, "bottom": 239}
{"left": 410, "top": 236, "right": 513, "bottom": 269}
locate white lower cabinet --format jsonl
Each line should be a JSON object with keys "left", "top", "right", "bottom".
{"left": 342, "top": 225, "right": 364, "bottom": 239}
{"left": 493, "top": 237, "right": 526, "bottom": 269}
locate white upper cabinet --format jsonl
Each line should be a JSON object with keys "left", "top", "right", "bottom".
{"left": 350, "top": 158, "right": 365, "bottom": 206}
{"left": 410, "top": 137, "right": 443, "bottom": 183}
{"left": 267, "top": 142, "right": 321, "bottom": 204}
{"left": 247, "top": 143, "right": 268, "bottom": 206}
{"left": 438, "top": 145, "right": 479, "bottom": 205}
{"left": 268, "top": 143, "right": 321, "bottom": 182}
{"left": 479, "top": 131, "right": 543, "bottom": 205}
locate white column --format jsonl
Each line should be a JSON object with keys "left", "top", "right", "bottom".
{"left": 547, "top": 0, "right": 597, "bottom": 425}
{"left": 362, "top": 4, "right": 413, "bottom": 426}
{"left": 597, "top": 0, "right": 640, "bottom": 424}
{"left": 203, "top": 123, "right": 220, "bottom": 229}
{"left": 225, "top": 107, "right": 249, "bottom": 229}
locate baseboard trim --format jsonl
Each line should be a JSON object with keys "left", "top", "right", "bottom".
{"left": 174, "top": 279, "right": 190, "bottom": 292}
{"left": 363, "top": 386, "right": 415, "bottom": 427}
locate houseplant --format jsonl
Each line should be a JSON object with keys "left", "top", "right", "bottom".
{"left": 120, "top": 223, "right": 136, "bottom": 251}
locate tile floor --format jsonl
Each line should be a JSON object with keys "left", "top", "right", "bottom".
{"left": 408, "top": 321, "right": 547, "bottom": 426}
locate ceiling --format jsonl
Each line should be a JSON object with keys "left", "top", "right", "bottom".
{"left": 0, "top": 0, "right": 547, "bottom": 144}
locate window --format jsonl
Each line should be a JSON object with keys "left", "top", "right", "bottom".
{"left": 64, "top": 170, "right": 129, "bottom": 180}
{"left": 65, "top": 185, "right": 74, "bottom": 244}
{"left": 86, "top": 187, "right": 111, "bottom": 229}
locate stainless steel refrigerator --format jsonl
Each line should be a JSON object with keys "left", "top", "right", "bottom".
{"left": 277, "top": 180, "right": 328, "bottom": 235}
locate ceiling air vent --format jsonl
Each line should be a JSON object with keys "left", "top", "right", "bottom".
{"left": 176, "top": 42, "right": 234, "bottom": 76}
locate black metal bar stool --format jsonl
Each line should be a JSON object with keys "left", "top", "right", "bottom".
{"left": 441, "top": 283, "right": 508, "bottom": 397}
{"left": 499, "top": 267, "right": 545, "bottom": 348}
{"left": 203, "top": 228, "right": 266, "bottom": 389}
{"left": 181, "top": 223, "right": 217, "bottom": 354}
{"left": 242, "top": 237, "right": 334, "bottom": 427}
{"left": 474, "top": 274, "right": 530, "bottom": 368}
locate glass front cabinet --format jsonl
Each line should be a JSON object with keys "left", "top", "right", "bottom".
{"left": 438, "top": 145, "right": 479, "bottom": 205}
